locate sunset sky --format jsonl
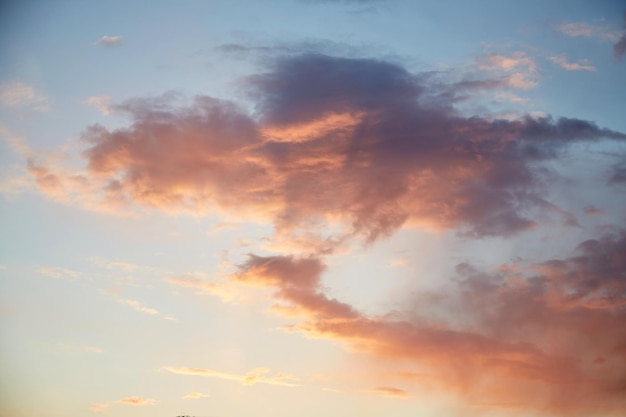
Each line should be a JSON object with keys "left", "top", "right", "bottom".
{"left": 1, "top": 1, "right": 626, "bottom": 417}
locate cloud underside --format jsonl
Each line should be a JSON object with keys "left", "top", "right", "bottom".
{"left": 36, "top": 53, "right": 622, "bottom": 245}
{"left": 230, "top": 230, "right": 626, "bottom": 414}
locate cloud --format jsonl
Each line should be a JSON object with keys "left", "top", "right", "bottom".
{"left": 93, "top": 35, "right": 123, "bottom": 47}
{"left": 366, "top": 386, "right": 409, "bottom": 398}
{"left": 615, "top": 36, "right": 626, "bottom": 60}
{"left": 100, "top": 290, "right": 175, "bottom": 320}
{"left": 548, "top": 55, "right": 596, "bottom": 71}
{"left": 477, "top": 52, "right": 538, "bottom": 89}
{"left": 24, "top": 54, "right": 626, "bottom": 242}
{"left": 57, "top": 342, "right": 103, "bottom": 354}
{"left": 115, "top": 297, "right": 159, "bottom": 315}
{"left": 164, "top": 366, "right": 300, "bottom": 387}
{"left": 236, "top": 255, "right": 357, "bottom": 319}
{"left": 85, "top": 96, "right": 112, "bottom": 115}
{"left": 91, "top": 396, "right": 156, "bottom": 412}
{"left": 37, "top": 266, "right": 84, "bottom": 280}
{"left": 0, "top": 80, "right": 49, "bottom": 111}
{"left": 182, "top": 392, "right": 210, "bottom": 399}
{"left": 243, "top": 230, "right": 626, "bottom": 415}
{"left": 555, "top": 22, "right": 621, "bottom": 41}
{"left": 165, "top": 275, "right": 235, "bottom": 301}
{"left": 614, "top": 14, "right": 626, "bottom": 61}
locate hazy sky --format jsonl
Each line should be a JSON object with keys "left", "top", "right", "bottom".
{"left": 1, "top": 1, "right": 626, "bottom": 417}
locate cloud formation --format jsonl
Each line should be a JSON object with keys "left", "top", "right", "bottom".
{"left": 614, "top": 14, "right": 626, "bottom": 61}
{"left": 164, "top": 366, "right": 299, "bottom": 387}
{"left": 548, "top": 55, "right": 596, "bottom": 71}
{"left": 182, "top": 392, "right": 210, "bottom": 399}
{"left": 224, "top": 230, "right": 626, "bottom": 414}
{"left": 85, "top": 96, "right": 112, "bottom": 115}
{"left": 91, "top": 396, "right": 157, "bottom": 413}
{"left": 555, "top": 22, "right": 621, "bottom": 41}
{"left": 0, "top": 80, "right": 49, "bottom": 111}
{"left": 93, "top": 35, "right": 123, "bottom": 47}
{"left": 366, "top": 386, "right": 409, "bottom": 398}
{"left": 59, "top": 53, "right": 624, "bottom": 244}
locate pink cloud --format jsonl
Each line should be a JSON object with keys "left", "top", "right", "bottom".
{"left": 24, "top": 54, "right": 625, "bottom": 243}
{"left": 93, "top": 35, "right": 123, "bottom": 46}
{"left": 91, "top": 396, "right": 156, "bottom": 413}
{"left": 548, "top": 55, "right": 596, "bottom": 71}
{"left": 219, "top": 230, "right": 626, "bottom": 415}
{"left": 164, "top": 366, "right": 299, "bottom": 387}
{"left": 366, "top": 386, "right": 409, "bottom": 398}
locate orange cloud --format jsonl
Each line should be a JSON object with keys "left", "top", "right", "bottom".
{"left": 548, "top": 55, "right": 596, "bottom": 71}
{"left": 478, "top": 52, "right": 538, "bottom": 89}
{"left": 555, "top": 22, "right": 621, "bottom": 41}
{"left": 93, "top": 35, "right": 123, "bottom": 46}
{"left": 182, "top": 392, "right": 210, "bottom": 399}
{"left": 164, "top": 366, "right": 299, "bottom": 387}
{"left": 165, "top": 275, "right": 235, "bottom": 301}
{"left": 224, "top": 230, "right": 626, "bottom": 415}
{"left": 91, "top": 396, "right": 156, "bottom": 413}
{"left": 366, "top": 386, "right": 409, "bottom": 398}
{"left": 20, "top": 54, "right": 623, "bottom": 245}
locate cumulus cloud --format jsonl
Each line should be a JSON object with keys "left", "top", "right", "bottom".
{"left": 33, "top": 51, "right": 623, "bottom": 416}
{"left": 0, "top": 80, "right": 49, "bottom": 111}
{"left": 164, "top": 366, "right": 300, "bottom": 387}
{"left": 93, "top": 35, "right": 123, "bottom": 46}
{"left": 66, "top": 54, "right": 626, "bottom": 244}
{"left": 219, "top": 230, "right": 626, "bottom": 414}
{"left": 548, "top": 55, "right": 596, "bottom": 71}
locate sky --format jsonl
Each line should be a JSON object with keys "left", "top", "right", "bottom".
{"left": 1, "top": 1, "right": 626, "bottom": 416}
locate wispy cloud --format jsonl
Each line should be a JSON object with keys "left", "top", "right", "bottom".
{"left": 165, "top": 275, "right": 235, "bottom": 301}
{"left": 57, "top": 342, "right": 103, "bottom": 354}
{"left": 164, "top": 366, "right": 300, "bottom": 387}
{"left": 478, "top": 52, "right": 538, "bottom": 89}
{"left": 93, "top": 35, "right": 123, "bottom": 47}
{"left": 548, "top": 55, "right": 596, "bottom": 71}
{"left": 85, "top": 96, "right": 112, "bottom": 115}
{"left": 91, "top": 396, "right": 157, "bottom": 413}
{"left": 100, "top": 290, "right": 175, "bottom": 320}
{"left": 555, "top": 22, "right": 621, "bottom": 41}
{"left": 182, "top": 392, "right": 210, "bottom": 399}
{"left": 388, "top": 258, "right": 408, "bottom": 268}
{"left": 614, "top": 14, "right": 626, "bottom": 61}
{"left": 0, "top": 80, "right": 49, "bottom": 111}
{"left": 37, "top": 266, "right": 84, "bottom": 280}
{"left": 366, "top": 386, "right": 409, "bottom": 398}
